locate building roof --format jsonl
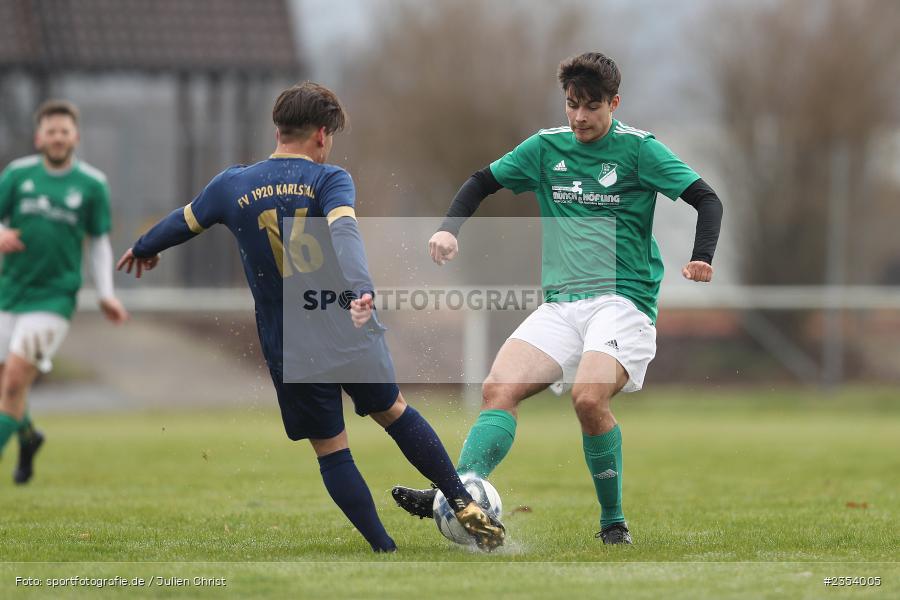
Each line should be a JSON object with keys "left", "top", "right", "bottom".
{"left": 0, "top": 0, "right": 300, "bottom": 74}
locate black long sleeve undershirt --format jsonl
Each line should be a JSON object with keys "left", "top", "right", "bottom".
{"left": 438, "top": 167, "right": 502, "bottom": 236}
{"left": 679, "top": 178, "right": 723, "bottom": 265}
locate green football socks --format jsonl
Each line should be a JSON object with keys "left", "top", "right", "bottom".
{"left": 456, "top": 409, "right": 517, "bottom": 478}
{"left": 583, "top": 425, "right": 625, "bottom": 528}
{"left": 0, "top": 412, "right": 20, "bottom": 457}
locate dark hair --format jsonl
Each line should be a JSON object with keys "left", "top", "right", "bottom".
{"left": 272, "top": 81, "right": 347, "bottom": 139}
{"left": 34, "top": 99, "right": 80, "bottom": 127}
{"left": 558, "top": 52, "right": 621, "bottom": 103}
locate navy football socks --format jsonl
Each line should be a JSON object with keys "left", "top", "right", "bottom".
{"left": 386, "top": 406, "right": 473, "bottom": 511}
{"left": 317, "top": 448, "right": 396, "bottom": 552}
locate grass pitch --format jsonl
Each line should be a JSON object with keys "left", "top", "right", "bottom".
{"left": 0, "top": 387, "right": 897, "bottom": 598}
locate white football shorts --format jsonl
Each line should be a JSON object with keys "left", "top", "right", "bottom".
{"left": 0, "top": 311, "right": 70, "bottom": 373}
{"left": 509, "top": 294, "right": 657, "bottom": 394}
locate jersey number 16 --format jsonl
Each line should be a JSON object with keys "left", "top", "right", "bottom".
{"left": 258, "top": 208, "right": 324, "bottom": 277}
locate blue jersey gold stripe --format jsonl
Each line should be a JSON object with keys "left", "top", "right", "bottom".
{"left": 183, "top": 204, "right": 205, "bottom": 233}
{"left": 326, "top": 206, "right": 356, "bottom": 225}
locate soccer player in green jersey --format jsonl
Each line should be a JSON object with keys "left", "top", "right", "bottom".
{"left": 392, "top": 52, "right": 723, "bottom": 544}
{"left": 0, "top": 100, "right": 128, "bottom": 484}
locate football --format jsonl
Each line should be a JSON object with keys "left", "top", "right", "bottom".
{"left": 432, "top": 473, "right": 503, "bottom": 545}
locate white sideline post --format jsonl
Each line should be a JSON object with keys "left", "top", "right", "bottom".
{"left": 823, "top": 145, "right": 849, "bottom": 389}
{"left": 462, "top": 310, "right": 489, "bottom": 411}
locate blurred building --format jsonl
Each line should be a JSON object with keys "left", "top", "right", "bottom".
{"left": 0, "top": 0, "right": 303, "bottom": 287}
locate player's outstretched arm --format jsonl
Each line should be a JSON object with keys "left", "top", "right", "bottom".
{"left": 428, "top": 231, "right": 458, "bottom": 266}
{"left": 89, "top": 234, "right": 129, "bottom": 323}
{"left": 99, "top": 296, "right": 129, "bottom": 323}
{"left": 329, "top": 214, "right": 377, "bottom": 327}
{"left": 116, "top": 248, "right": 160, "bottom": 279}
{"left": 679, "top": 178, "right": 723, "bottom": 283}
{"left": 682, "top": 261, "right": 714, "bottom": 283}
{"left": 117, "top": 202, "right": 211, "bottom": 279}
{"left": 330, "top": 215, "right": 374, "bottom": 296}
{"left": 429, "top": 167, "right": 503, "bottom": 265}
{"left": 350, "top": 293, "right": 374, "bottom": 328}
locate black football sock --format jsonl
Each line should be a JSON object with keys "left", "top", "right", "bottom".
{"left": 385, "top": 405, "right": 473, "bottom": 511}
{"left": 317, "top": 448, "right": 396, "bottom": 552}
{"left": 17, "top": 412, "right": 35, "bottom": 443}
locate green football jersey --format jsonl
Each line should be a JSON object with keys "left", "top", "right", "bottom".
{"left": 490, "top": 119, "right": 699, "bottom": 322}
{"left": 0, "top": 155, "right": 112, "bottom": 319}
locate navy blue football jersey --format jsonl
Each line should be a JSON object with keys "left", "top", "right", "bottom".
{"left": 133, "top": 153, "right": 384, "bottom": 378}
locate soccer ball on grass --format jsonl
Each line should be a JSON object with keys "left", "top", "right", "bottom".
{"left": 432, "top": 473, "right": 503, "bottom": 545}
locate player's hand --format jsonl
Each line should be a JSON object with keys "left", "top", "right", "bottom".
{"left": 116, "top": 248, "right": 160, "bottom": 278}
{"left": 350, "top": 293, "right": 374, "bottom": 328}
{"left": 99, "top": 296, "right": 129, "bottom": 324}
{"left": 428, "top": 231, "right": 459, "bottom": 265}
{"left": 682, "top": 261, "right": 713, "bottom": 282}
{"left": 0, "top": 229, "right": 25, "bottom": 253}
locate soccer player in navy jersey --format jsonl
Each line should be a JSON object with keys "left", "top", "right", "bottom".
{"left": 116, "top": 82, "right": 504, "bottom": 552}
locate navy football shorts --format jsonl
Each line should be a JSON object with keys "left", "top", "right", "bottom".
{"left": 270, "top": 336, "right": 400, "bottom": 441}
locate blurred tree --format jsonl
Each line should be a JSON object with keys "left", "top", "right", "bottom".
{"left": 337, "top": 0, "right": 592, "bottom": 218}
{"left": 702, "top": 0, "right": 900, "bottom": 382}
{"left": 707, "top": 0, "right": 900, "bottom": 286}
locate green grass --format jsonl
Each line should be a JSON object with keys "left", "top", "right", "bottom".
{"left": 0, "top": 387, "right": 897, "bottom": 598}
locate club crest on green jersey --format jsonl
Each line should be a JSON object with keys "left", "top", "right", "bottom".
{"left": 598, "top": 163, "right": 618, "bottom": 188}
{"left": 65, "top": 190, "right": 83, "bottom": 209}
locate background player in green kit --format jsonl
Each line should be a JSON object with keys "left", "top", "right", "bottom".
{"left": 0, "top": 100, "right": 128, "bottom": 484}
{"left": 393, "top": 52, "right": 724, "bottom": 544}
